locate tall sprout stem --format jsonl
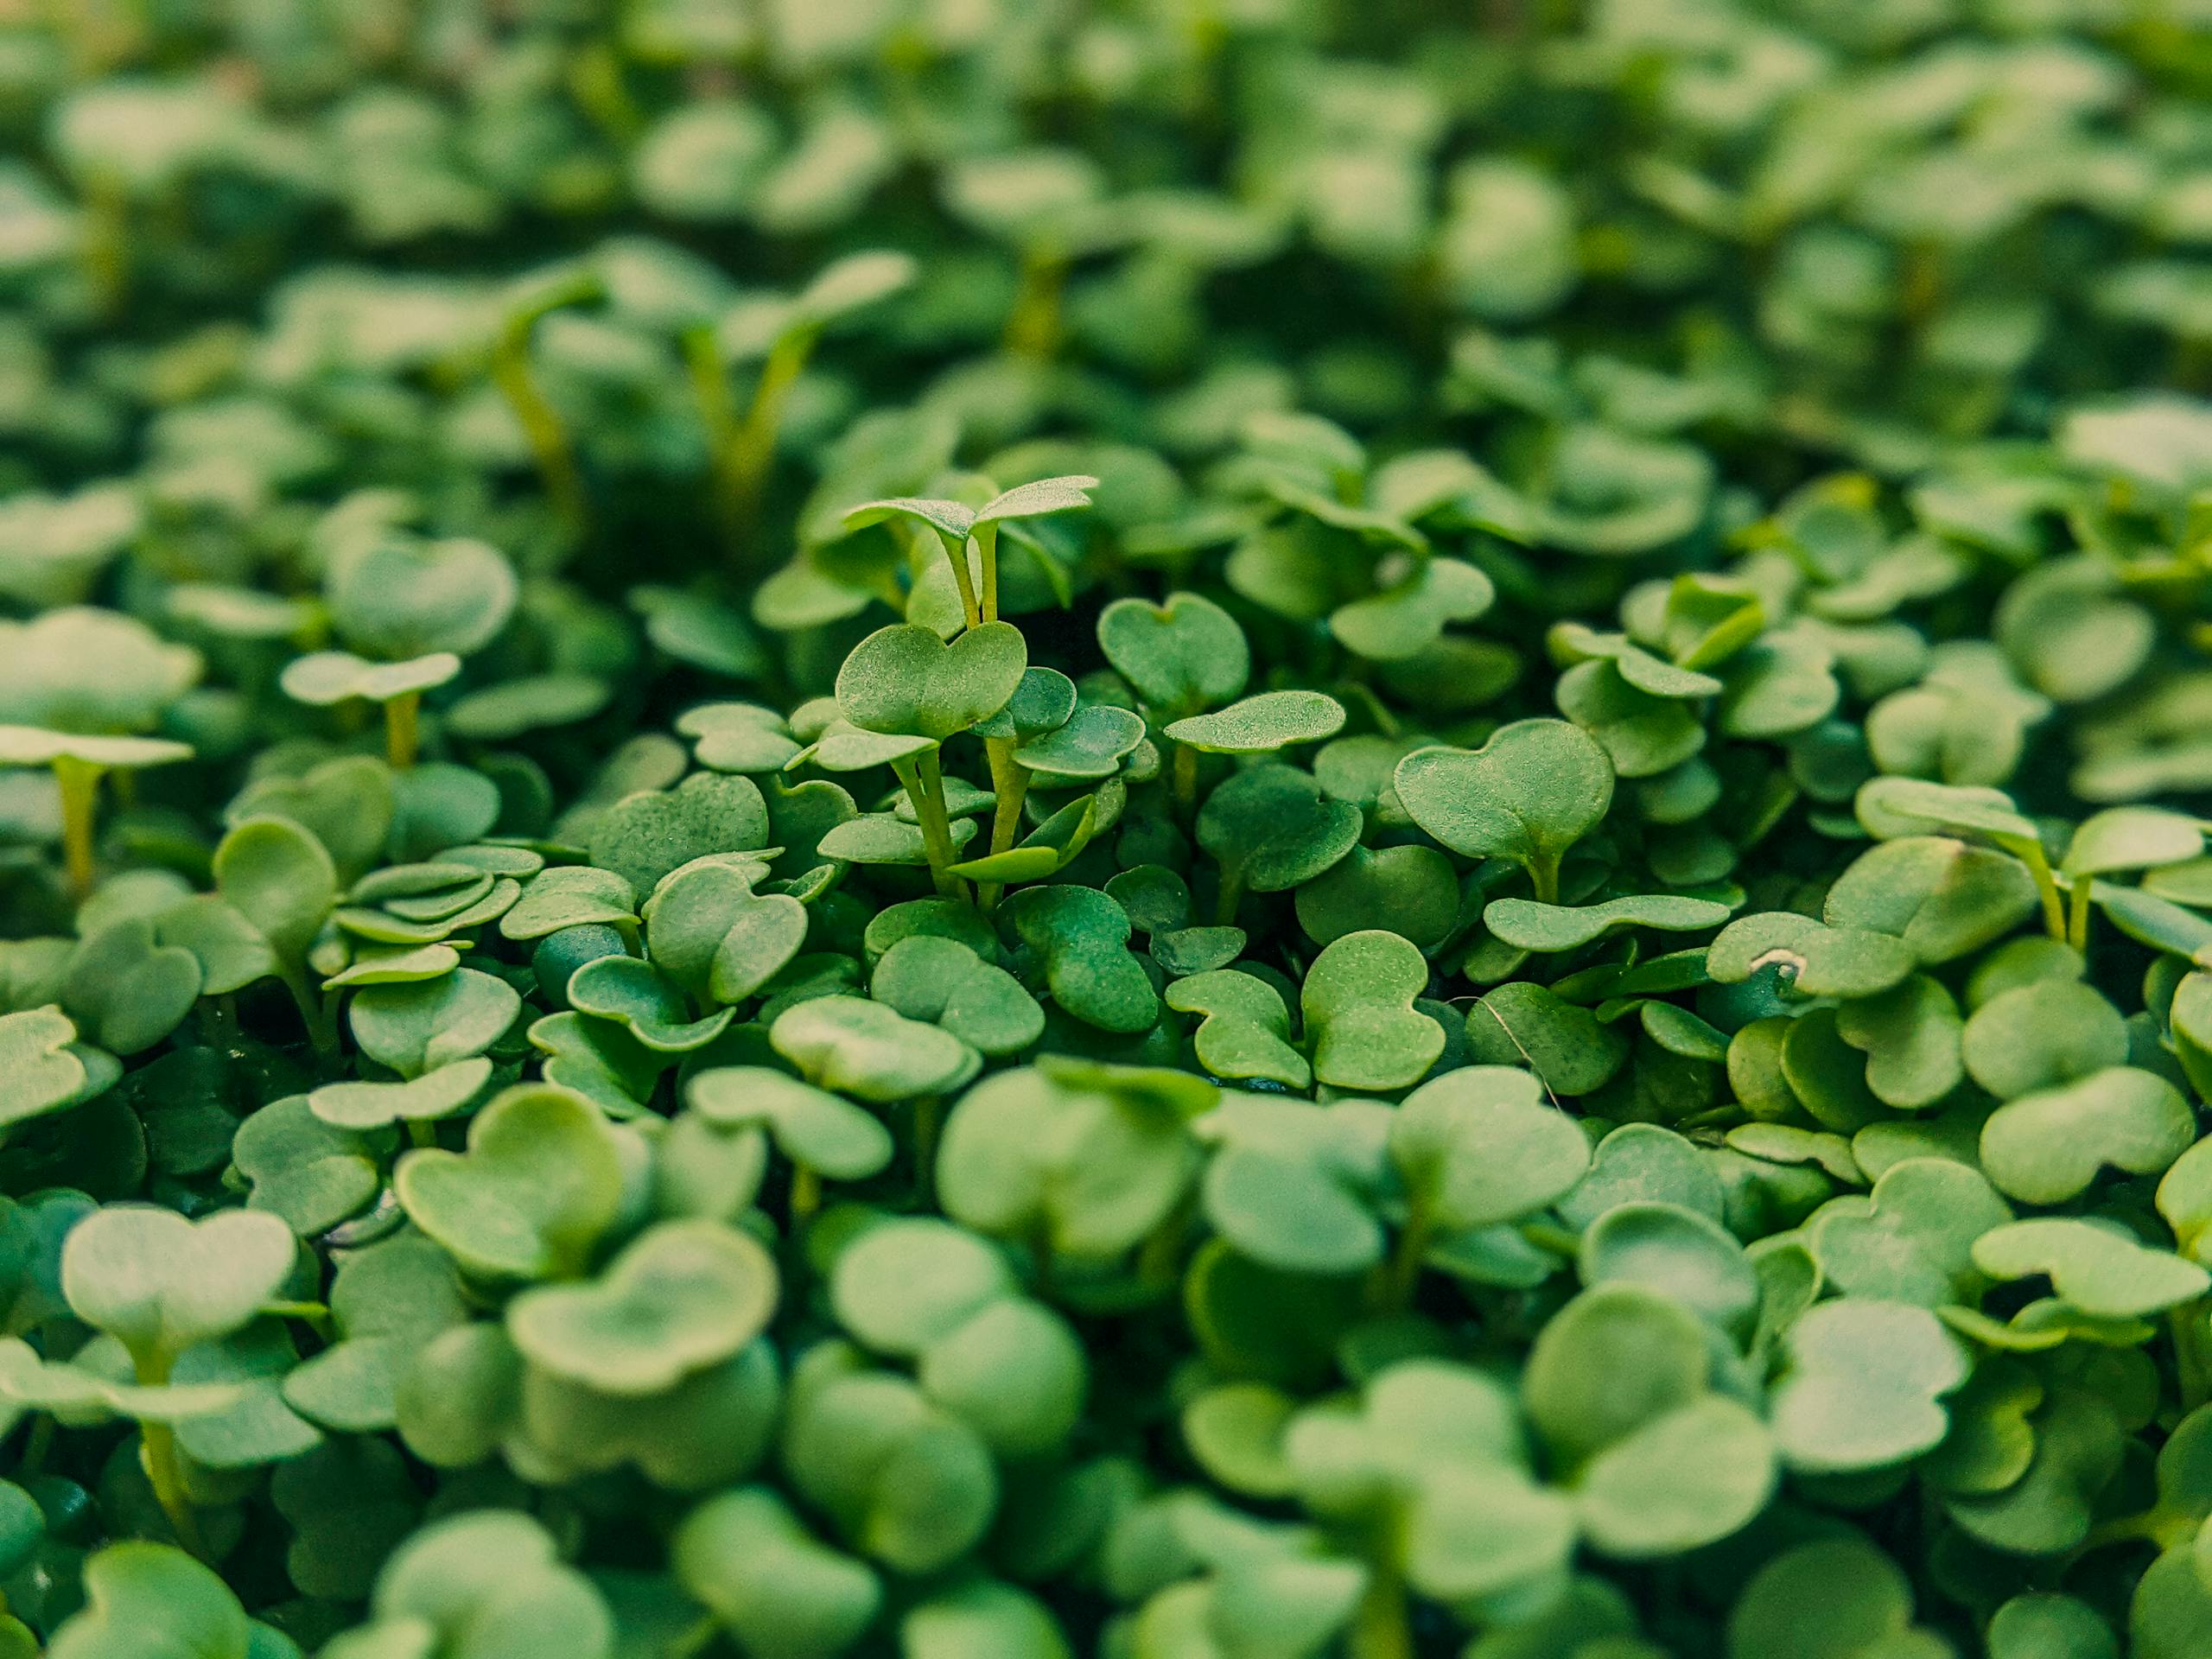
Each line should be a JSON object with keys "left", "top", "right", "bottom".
{"left": 2020, "top": 845, "right": 2067, "bottom": 942}
{"left": 728, "top": 329, "right": 816, "bottom": 550}
{"left": 2066, "top": 875, "right": 2094, "bottom": 952}
{"left": 682, "top": 324, "right": 746, "bottom": 547}
{"left": 979, "top": 736, "right": 1030, "bottom": 912}
{"left": 1004, "top": 245, "right": 1066, "bottom": 359}
{"left": 131, "top": 1349, "right": 205, "bottom": 1557}
{"left": 52, "top": 757, "right": 101, "bottom": 900}
{"left": 938, "top": 530, "right": 982, "bottom": 632}
{"left": 492, "top": 272, "right": 602, "bottom": 536}
{"left": 891, "top": 752, "right": 966, "bottom": 901}
{"left": 384, "top": 691, "right": 422, "bottom": 769}
{"left": 976, "top": 523, "right": 1001, "bottom": 622}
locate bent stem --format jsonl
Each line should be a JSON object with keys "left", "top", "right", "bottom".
{"left": 492, "top": 271, "right": 602, "bottom": 537}
{"left": 51, "top": 755, "right": 101, "bottom": 900}
{"left": 728, "top": 327, "right": 816, "bottom": 550}
{"left": 384, "top": 690, "right": 422, "bottom": 770}
{"left": 979, "top": 736, "right": 1031, "bottom": 912}
{"left": 682, "top": 322, "right": 746, "bottom": 547}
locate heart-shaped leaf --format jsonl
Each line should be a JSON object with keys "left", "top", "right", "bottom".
{"left": 1397, "top": 718, "right": 1613, "bottom": 898}
{"left": 836, "top": 621, "right": 1027, "bottom": 741}
{"left": 1301, "top": 930, "right": 1442, "bottom": 1092}
{"left": 350, "top": 968, "right": 521, "bottom": 1079}
{"left": 769, "top": 995, "right": 980, "bottom": 1100}
{"left": 588, "top": 772, "right": 771, "bottom": 895}
{"left": 62, "top": 1205, "right": 297, "bottom": 1363}
{"left": 1096, "top": 593, "right": 1250, "bottom": 716}
{"left": 687, "top": 1066, "right": 895, "bottom": 1180}
{"left": 509, "top": 1218, "right": 778, "bottom": 1394}
{"left": 393, "top": 1084, "right": 627, "bottom": 1281}
{"left": 1165, "top": 970, "right": 1311, "bottom": 1089}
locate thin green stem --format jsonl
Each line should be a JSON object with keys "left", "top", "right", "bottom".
{"left": 975, "top": 523, "right": 1001, "bottom": 623}
{"left": 131, "top": 1350, "right": 205, "bottom": 1558}
{"left": 384, "top": 691, "right": 422, "bottom": 770}
{"left": 1347, "top": 1550, "right": 1412, "bottom": 1659}
{"left": 2066, "top": 875, "right": 2094, "bottom": 953}
{"left": 16, "top": 1415, "right": 54, "bottom": 1478}
{"left": 683, "top": 323, "right": 745, "bottom": 547}
{"left": 1529, "top": 851, "right": 1561, "bottom": 906}
{"left": 492, "top": 272, "right": 602, "bottom": 536}
{"left": 404, "top": 1119, "right": 437, "bottom": 1151}
{"left": 912, "top": 1096, "right": 943, "bottom": 1203}
{"left": 978, "top": 736, "right": 1031, "bottom": 912}
{"left": 1004, "top": 245, "right": 1067, "bottom": 359}
{"left": 80, "top": 170, "right": 130, "bottom": 316}
{"left": 891, "top": 753, "right": 963, "bottom": 899}
{"left": 2023, "top": 847, "right": 2067, "bottom": 943}
{"left": 1172, "top": 741, "right": 1198, "bottom": 822}
{"left": 669, "top": 1614, "right": 722, "bottom": 1659}
{"left": 52, "top": 756, "right": 101, "bottom": 901}
{"left": 1376, "top": 1195, "right": 1435, "bottom": 1313}
{"left": 789, "top": 1163, "right": 822, "bottom": 1227}
{"left": 938, "top": 529, "right": 982, "bottom": 632}
{"left": 2173, "top": 1298, "right": 2212, "bottom": 1411}
{"left": 728, "top": 330, "right": 815, "bottom": 550}
{"left": 1214, "top": 866, "right": 1246, "bottom": 927}
{"left": 278, "top": 963, "right": 340, "bottom": 1058}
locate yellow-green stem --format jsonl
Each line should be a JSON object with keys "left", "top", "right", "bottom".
{"left": 938, "top": 529, "right": 982, "bottom": 632}
{"left": 492, "top": 273, "right": 601, "bottom": 535}
{"left": 1004, "top": 245, "right": 1067, "bottom": 359}
{"left": 405, "top": 1119, "right": 437, "bottom": 1150}
{"left": 2024, "top": 848, "right": 2067, "bottom": 942}
{"left": 912, "top": 1096, "right": 943, "bottom": 1201}
{"left": 52, "top": 757, "right": 101, "bottom": 901}
{"left": 790, "top": 1164, "right": 822, "bottom": 1226}
{"left": 2066, "top": 875, "right": 2094, "bottom": 952}
{"left": 1529, "top": 852, "right": 1561, "bottom": 906}
{"left": 683, "top": 324, "right": 746, "bottom": 546}
{"left": 1376, "top": 1196, "right": 1434, "bottom": 1313}
{"left": 892, "top": 753, "right": 963, "bottom": 900}
{"left": 566, "top": 39, "right": 645, "bottom": 143}
{"left": 728, "top": 330, "right": 816, "bottom": 549}
{"left": 1348, "top": 1552, "right": 1412, "bottom": 1659}
{"left": 384, "top": 691, "right": 422, "bottom": 770}
{"left": 1172, "top": 742, "right": 1199, "bottom": 820}
{"left": 81, "top": 171, "right": 130, "bottom": 316}
{"left": 979, "top": 736, "right": 1031, "bottom": 912}
{"left": 976, "top": 522, "right": 1001, "bottom": 622}
{"left": 131, "top": 1351, "right": 205, "bottom": 1557}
